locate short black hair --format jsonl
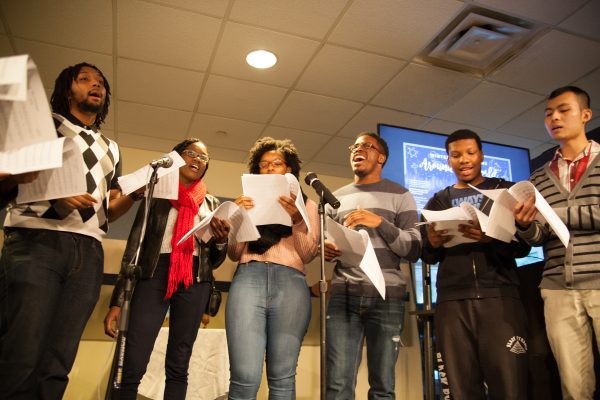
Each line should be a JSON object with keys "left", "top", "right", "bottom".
{"left": 356, "top": 132, "right": 389, "bottom": 166}
{"left": 50, "top": 62, "right": 111, "bottom": 128}
{"left": 247, "top": 136, "right": 302, "bottom": 179}
{"left": 445, "top": 129, "right": 482, "bottom": 153}
{"left": 548, "top": 86, "right": 591, "bottom": 109}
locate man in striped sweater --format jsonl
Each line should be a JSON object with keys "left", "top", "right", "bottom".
{"left": 324, "top": 132, "right": 422, "bottom": 399}
{"left": 514, "top": 86, "right": 599, "bottom": 399}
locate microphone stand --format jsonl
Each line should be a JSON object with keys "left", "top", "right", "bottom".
{"left": 105, "top": 166, "right": 160, "bottom": 399}
{"left": 317, "top": 196, "right": 328, "bottom": 400}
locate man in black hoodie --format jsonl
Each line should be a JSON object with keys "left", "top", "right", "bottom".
{"left": 421, "top": 129, "right": 530, "bottom": 400}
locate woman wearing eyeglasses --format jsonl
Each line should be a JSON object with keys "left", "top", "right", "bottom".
{"left": 103, "top": 138, "right": 230, "bottom": 400}
{"left": 227, "top": 137, "right": 319, "bottom": 399}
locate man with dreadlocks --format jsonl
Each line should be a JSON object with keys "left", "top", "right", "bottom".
{"left": 0, "top": 62, "right": 135, "bottom": 399}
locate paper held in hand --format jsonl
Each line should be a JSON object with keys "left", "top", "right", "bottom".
{"left": 177, "top": 201, "right": 260, "bottom": 246}
{"left": 117, "top": 151, "right": 186, "bottom": 200}
{"left": 419, "top": 202, "right": 510, "bottom": 248}
{"left": 325, "top": 216, "right": 386, "bottom": 299}
{"left": 241, "top": 173, "right": 311, "bottom": 231}
{"left": 469, "top": 181, "right": 569, "bottom": 248}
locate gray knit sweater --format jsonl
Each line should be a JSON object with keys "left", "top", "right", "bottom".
{"left": 326, "top": 179, "right": 422, "bottom": 298}
{"left": 518, "top": 148, "right": 600, "bottom": 289}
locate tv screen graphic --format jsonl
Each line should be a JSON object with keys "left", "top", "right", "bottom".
{"left": 378, "top": 124, "right": 544, "bottom": 304}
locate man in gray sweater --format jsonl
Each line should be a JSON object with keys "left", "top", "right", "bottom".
{"left": 324, "top": 132, "right": 422, "bottom": 399}
{"left": 514, "top": 86, "right": 599, "bottom": 399}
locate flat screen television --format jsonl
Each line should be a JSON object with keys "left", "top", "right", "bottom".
{"left": 378, "top": 124, "right": 544, "bottom": 303}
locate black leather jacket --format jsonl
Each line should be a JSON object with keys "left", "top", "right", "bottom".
{"left": 109, "top": 195, "right": 226, "bottom": 307}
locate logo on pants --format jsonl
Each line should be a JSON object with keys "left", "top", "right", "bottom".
{"left": 506, "top": 336, "right": 527, "bottom": 354}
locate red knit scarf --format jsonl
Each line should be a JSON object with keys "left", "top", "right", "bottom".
{"left": 167, "top": 179, "right": 207, "bottom": 299}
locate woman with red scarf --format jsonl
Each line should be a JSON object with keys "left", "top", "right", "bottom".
{"left": 103, "top": 138, "right": 230, "bottom": 400}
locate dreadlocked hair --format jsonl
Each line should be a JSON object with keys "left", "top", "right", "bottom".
{"left": 50, "top": 62, "right": 111, "bottom": 128}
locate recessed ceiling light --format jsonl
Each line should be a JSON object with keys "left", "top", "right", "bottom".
{"left": 246, "top": 50, "right": 277, "bottom": 69}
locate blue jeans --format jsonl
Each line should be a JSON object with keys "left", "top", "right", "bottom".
{"left": 0, "top": 228, "right": 103, "bottom": 400}
{"left": 226, "top": 262, "right": 311, "bottom": 400}
{"left": 326, "top": 293, "right": 406, "bottom": 400}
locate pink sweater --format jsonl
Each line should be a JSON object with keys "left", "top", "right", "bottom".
{"left": 228, "top": 199, "right": 320, "bottom": 273}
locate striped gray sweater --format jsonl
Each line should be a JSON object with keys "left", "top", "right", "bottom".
{"left": 518, "top": 153, "right": 600, "bottom": 289}
{"left": 326, "top": 179, "right": 422, "bottom": 298}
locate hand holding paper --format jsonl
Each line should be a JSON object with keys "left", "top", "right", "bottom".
{"left": 241, "top": 173, "right": 311, "bottom": 230}
{"left": 325, "top": 216, "right": 386, "bottom": 299}
{"left": 177, "top": 201, "right": 260, "bottom": 246}
{"left": 470, "top": 181, "right": 569, "bottom": 247}
{"left": 117, "top": 151, "right": 185, "bottom": 200}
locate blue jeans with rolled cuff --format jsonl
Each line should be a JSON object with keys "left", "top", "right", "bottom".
{"left": 326, "top": 292, "right": 406, "bottom": 400}
{"left": 226, "top": 261, "right": 311, "bottom": 400}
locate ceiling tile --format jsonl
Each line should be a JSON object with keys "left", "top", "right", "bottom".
{"left": 472, "top": 0, "right": 587, "bottom": 25}
{"left": 271, "top": 91, "right": 362, "bottom": 134}
{"left": 303, "top": 161, "right": 353, "bottom": 180}
{"left": 338, "top": 106, "right": 429, "bottom": 138}
{"left": 489, "top": 30, "right": 600, "bottom": 94}
{"left": 373, "top": 63, "right": 481, "bottom": 116}
{"left": 296, "top": 45, "right": 405, "bottom": 102}
{"left": 189, "top": 114, "right": 264, "bottom": 151}
{"left": 149, "top": 0, "right": 229, "bottom": 16}
{"left": 311, "top": 136, "right": 356, "bottom": 165}
{"left": 572, "top": 68, "right": 600, "bottom": 105}
{"left": 422, "top": 119, "right": 543, "bottom": 149}
{"left": 117, "top": 58, "right": 204, "bottom": 111}
{"left": 229, "top": 0, "right": 348, "bottom": 39}
{"left": 210, "top": 22, "right": 320, "bottom": 86}
{"left": 196, "top": 75, "right": 287, "bottom": 123}
{"left": 559, "top": 1, "right": 600, "bottom": 41}
{"left": 497, "top": 101, "right": 549, "bottom": 141}
{"left": 14, "top": 39, "right": 114, "bottom": 96}
{"left": 262, "top": 126, "right": 332, "bottom": 160}
{"left": 117, "top": 101, "right": 191, "bottom": 139}
{"left": 435, "top": 82, "right": 544, "bottom": 129}
{"left": 329, "top": 0, "right": 464, "bottom": 59}
{"left": 1, "top": 0, "right": 112, "bottom": 54}
{"left": 117, "top": 0, "right": 221, "bottom": 70}
{"left": 0, "top": 35, "right": 12, "bottom": 55}
{"left": 483, "top": 131, "right": 544, "bottom": 150}
{"left": 117, "top": 132, "right": 180, "bottom": 154}
{"left": 201, "top": 145, "right": 248, "bottom": 164}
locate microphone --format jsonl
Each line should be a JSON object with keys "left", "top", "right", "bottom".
{"left": 305, "top": 172, "right": 340, "bottom": 209}
{"left": 149, "top": 155, "right": 173, "bottom": 168}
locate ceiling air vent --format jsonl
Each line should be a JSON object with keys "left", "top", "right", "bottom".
{"left": 419, "top": 9, "right": 541, "bottom": 75}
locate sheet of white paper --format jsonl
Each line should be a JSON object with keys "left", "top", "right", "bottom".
{"left": 16, "top": 138, "right": 86, "bottom": 203}
{"left": 532, "top": 188, "right": 570, "bottom": 248}
{"left": 117, "top": 151, "right": 185, "bottom": 200}
{"left": 242, "top": 174, "right": 291, "bottom": 226}
{"left": 177, "top": 201, "right": 260, "bottom": 246}
{"left": 326, "top": 217, "right": 386, "bottom": 299}
{"left": 284, "top": 173, "right": 311, "bottom": 232}
{"left": 358, "top": 230, "right": 386, "bottom": 299}
{"left": 420, "top": 207, "right": 478, "bottom": 247}
{"left": 0, "top": 55, "right": 56, "bottom": 152}
{"left": 470, "top": 181, "right": 570, "bottom": 247}
{"left": 0, "top": 54, "right": 27, "bottom": 101}
{"left": 0, "top": 137, "right": 64, "bottom": 174}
